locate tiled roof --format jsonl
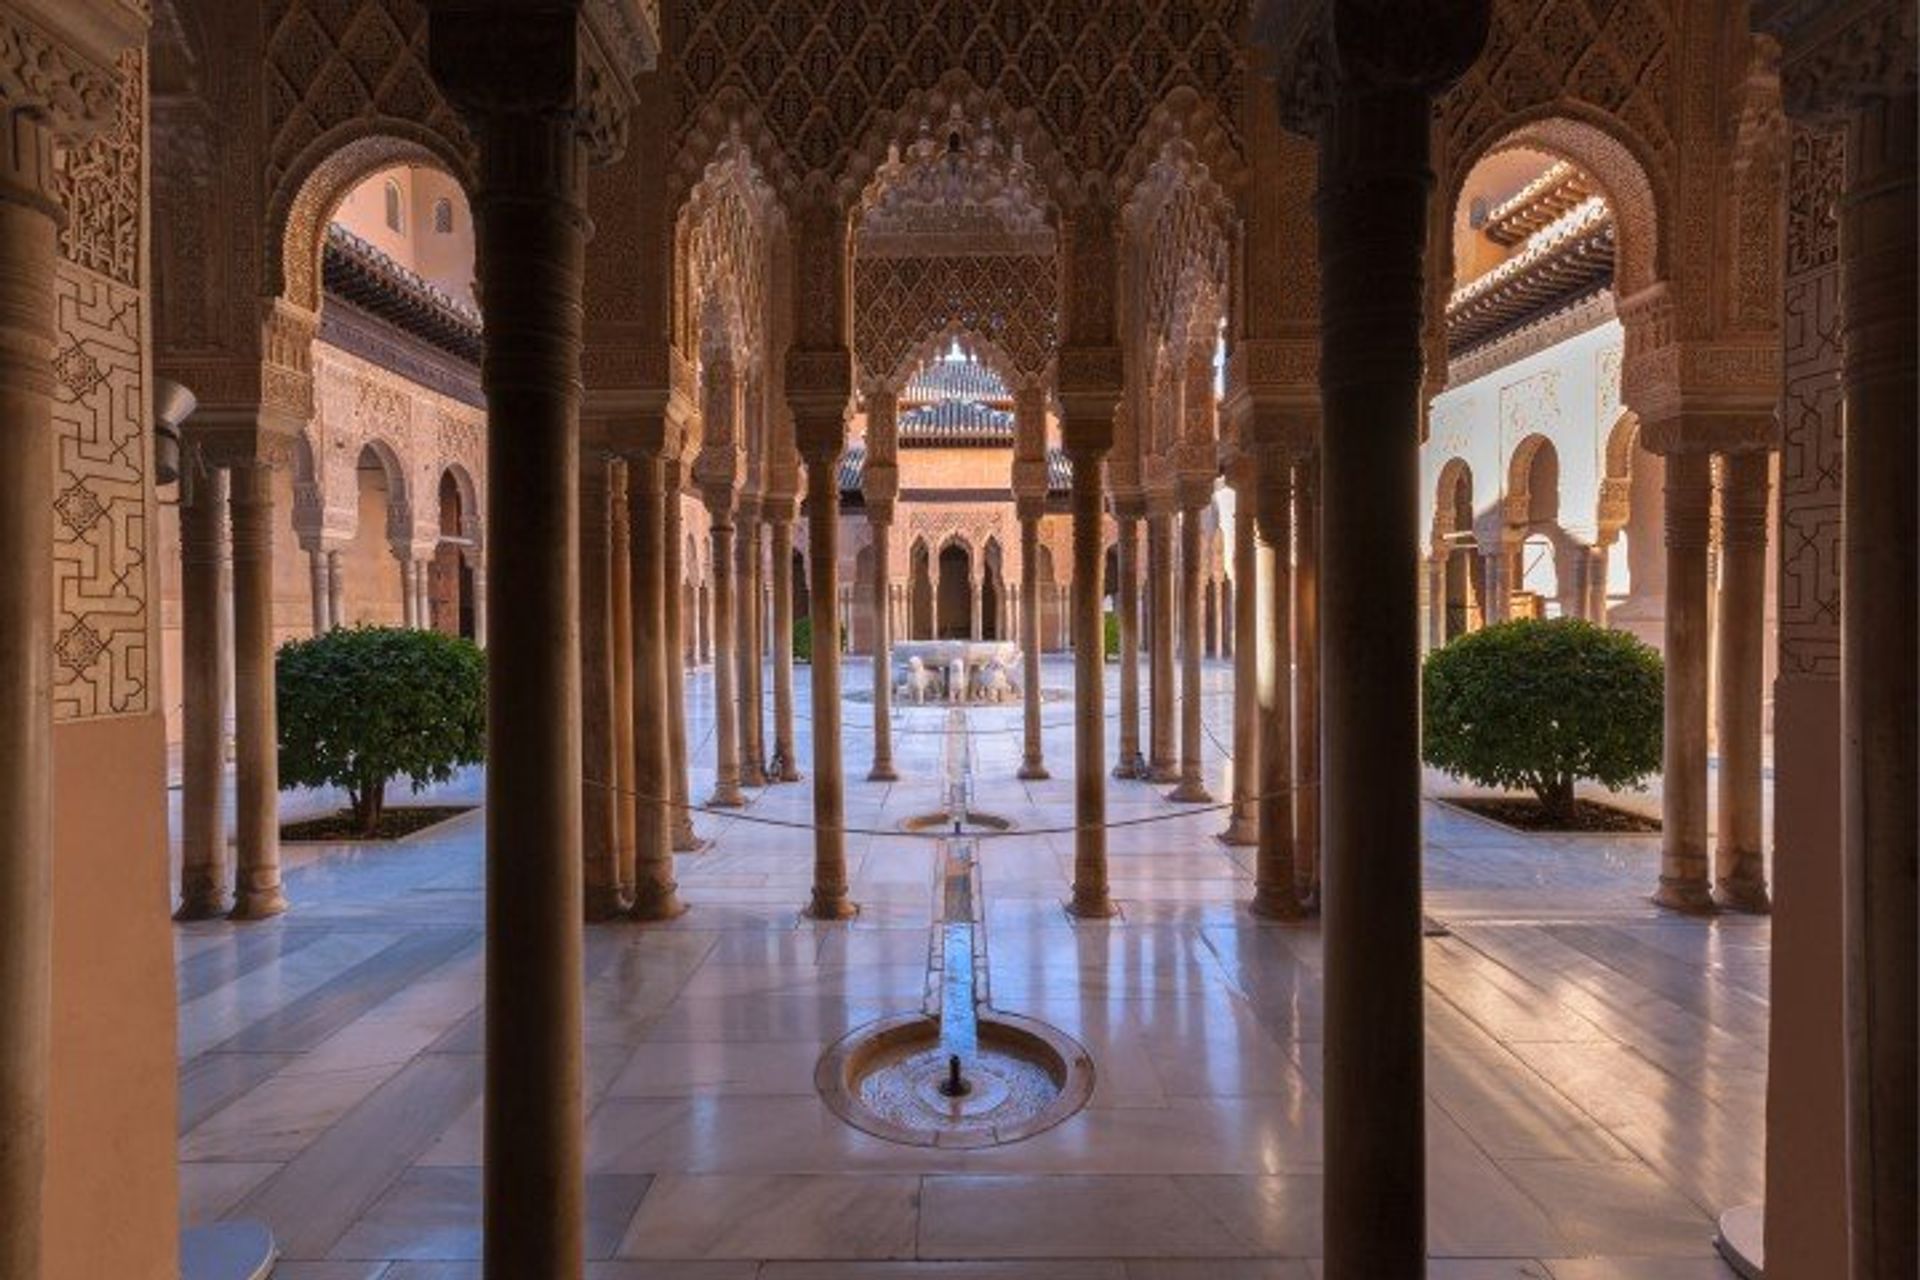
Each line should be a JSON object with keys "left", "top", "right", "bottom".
{"left": 898, "top": 398, "right": 1016, "bottom": 445}
{"left": 323, "top": 223, "right": 483, "bottom": 363}
{"left": 1446, "top": 196, "right": 1614, "bottom": 358}
{"left": 904, "top": 357, "right": 1011, "bottom": 405}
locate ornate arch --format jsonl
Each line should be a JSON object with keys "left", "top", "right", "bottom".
{"left": 1506, "top": 433, "right": 1561, "bottom": 528}
{"left": 680, "top": 134, "right": 782, "bottom": 372}
{"left": 1113, "top": 86, "right": 1248, "bottom": 214}
{"left": 440, "top": 462, "right": 482, "bottom": 551}
{"left": 882, "top": 322, "right": 1026, "bottom": 398}
{"left": 353, "top": 437, "right": 413, "bottom": 551}
{"left": 1597, "top": 409, "right": 1642, "bottom": 542}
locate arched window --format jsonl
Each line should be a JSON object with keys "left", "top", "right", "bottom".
{"left": 384, "top": 179, "right": 405, "bottom": 234}
{"left": 432, "top": 197, "right": 454, "bottom": 234}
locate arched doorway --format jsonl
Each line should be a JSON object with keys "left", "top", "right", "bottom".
{"left": 936, "top": 542, "right": 972, "bottom": 639}
{"left": 434, "top": 470, "right": 475, "bottom": 638}
{"left": 909, "top": 539, "right": 933, "bottom": 639}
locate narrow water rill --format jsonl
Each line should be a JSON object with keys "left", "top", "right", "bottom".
{"left": 818, "top": 709, "right": 1094, "bottom": 1148}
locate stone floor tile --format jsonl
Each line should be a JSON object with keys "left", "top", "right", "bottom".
{"left": 617, "top": 1173, "right": 922, "bottom": 1259}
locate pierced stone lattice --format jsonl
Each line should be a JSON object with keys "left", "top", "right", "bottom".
{"left": 54, "top": 49, "right": 144, "bottom": 288}
{"left": 672, "top": 0, "right": 1243, "bottom": 183}
{"left": 685, "top": 138, "right": 777, "bottom": 366}
{"left": 854, "top": 254, "right": 1057, "bottom": 389}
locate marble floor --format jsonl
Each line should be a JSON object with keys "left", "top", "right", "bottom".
{"left": 174, "top": 657, "right": 1764, "bottom": 1278}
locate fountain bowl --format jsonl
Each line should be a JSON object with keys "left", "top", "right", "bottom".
{"left": 816, "top": 1011, "right": 1094, "bottom": 1148}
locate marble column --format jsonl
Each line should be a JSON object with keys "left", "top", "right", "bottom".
{"left": 580, "top": 454, "right": 624, "bottom": 918}
{"left": 1222, "top": 496, "right": 1259, "bottom": 845}
{"left": 416, "top": 558, "right": 433, "bottom": 630}
{"left": 866, "top": 510, "right": 897, "bottom": 781}
{"left": 800, "top": 444, "right": 854, "bottom": 919}
{"left": 1655, "top": 450, "right": 1713, "bottom": 912}
{"left": 663, "top": 466, "right": 702, "bottom": 846}
{"left": 1064, "top": 439, "right": 1115, "bottom": 917}
{"left": 327, "top": 549, "right": 346, "bottom": 630}
{"left": 736, "top": 499, "right": 767, "bottom": 788}
{"left": 769, "top": 504, "right": 801, "bottom": 784}
{"left": 400, "top": 557, "right": 418, "bottom": 627}
{"left": 308, "top": 548, "right": 330, "bottom": 632}
{"left": 609, "top": 463, "right": 638, "bottom": 896}
{"left": 1312, "top": 18, "right": 1487, "bottom": 1268}
{"left": 1018, "top": 506, "right": 1049, "bottom": 780}
{"left": 1113, "top": 510, "right": 1145, "bottom": 777}
{"left": 628, "top": 453, "right": 684, "bottom": 921}
{"left": 1425, "top": 558, "right": 1447, "bottom": 650}
{"left": 969, "top": 568, "right": 984, "bottom": 640}
{"left": 1295, "top": 457, "right": 1323, "bottom": 904}
{"left": 1145, "top": 511, "right": 1178, "bottom": 782}
{"left": 176, "top": 460, "right": 232, "bottom": 918}
{"left": 1713, "top": 451, "right": 1770, "bottom": 912}
{"left": 228, "top": 462, "right": 287, "bottom": 919}
{"left": 1250, "top": 459, "right": 1298, "bottom": 917}
{"left": 0, "top": 97, "right": 60, "bottom": 1280}
{"left": 1479, "top": 540, "right": 1510, "bottom": 623}
{"left": 1585, "top": 541, "right": 1611, "bottom": 624}
{"left": 704, "top": 496, "right": 744, "bottom": 807}
{"left": 1171, "top": 501, "right": 1213, "bottom": 802}
{"left": 1838, "top": 86, "right": 1917, "bottom": 1277}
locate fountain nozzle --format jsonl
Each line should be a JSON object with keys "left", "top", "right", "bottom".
{"left": 939, "top": 1052, "right": 972, "bottom": 1098}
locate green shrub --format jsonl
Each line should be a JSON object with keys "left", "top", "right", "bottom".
{"left": 793, "top": 615, "right": 813, "bottom": 663}
{"left": 1422, "top": 618, "right": 1662, "bottom": 821}
{"left": 276, "top": 626, "right": 486, "bottom": 836}
{"left": 1104, "top": 610, "right": 1120, "bottom": 660}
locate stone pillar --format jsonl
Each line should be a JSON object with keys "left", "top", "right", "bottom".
{"left": 416, "top": 558, "right": 433, "bottom": 630}
{"left": 468, "top": 562, "right": 485, "bottom": 648}
{"left": 1064, "top": 437, "right": 1115, "bottom": 917}
{"left": 1837, "top": 84, "right": 1917, "bottom": 1278}
{"left": 327, "top": 549, "right": 346, "bottom": 630}
{"left": 1018, "top": 504, "right": 1049, "bottom": 779}
{"left": 1656, "top": 450, "right": 1713, "bottom": 912}
{"left": 1479, "top": 539, "right": 1510, "bottom": 623}
{"left": 580, "top": 452, "right": 623, "bottom": 919}
{"left": 1222, "top": 490, "right": 1259, "bottom": 845}
{"left": 0, "top": 92, "right": 61, "bottom": 1280}
{"left": 1295, "top": 457, "right": 1323, "bottom": 903}
{"left": 736, "top": 499, "right": 767, "bottom": 788}
{"left": 1113, "top": 508, "right": 1145, "bottom": 777}
{"left": 228, "top": 462, "right": 287, "bottom": 919}
{"left": 609, "top": 464, "right": 637, "bottom": 898}
{"left": 627, "top": 452, "right": 684, "bottom": 921}
{"left": 1585, "top": 541, "right": 1611, "bottom": 624}
{"left": 1305, "top": 13, "right": 1488, "bottom": 1269}
{"left": 866, "top": 509, "right": 897, "bottom": 781}
{"left": 798, "top": 439, "right": 854, "bottom": 919}
{"left": 176, "top": 460, "right": 232, "bottom": 918}
{"left": 704, "top": 494, "right": 744, "bottom": 807}
{"left": 969, "top": 567, "right": 984, "bottom": 640}
{"left": 1250, "top": 457, "right": 1298, "bottom": 916}
{"left": 696, "top": 582, "right": 710, "bottom": 664}
{"left": 663, "top": 464, "right": 702, "bottom": 845}
{"left": 1171, "top": 500, "right": 1213, "bottom": 802}
{"left": 308, "top": 548, "right": 331, "bottom": 632}
{"left": 1425, "top": 558, "right": 1447, "bottom": 650}
{"left": 400, "top": 556, "right": 418, "bottom": 627}
{"left": 423, "top": 13, "right": 642, "bottom": 1265}
{"left": 768, "top": 502, "right": 802, "bottom": 783}
{"left": 1145, "top": 510, "right": 1178, "bottom": 782}
{"left": 1713, "top": 451, "right": 1770, "bottom": 912}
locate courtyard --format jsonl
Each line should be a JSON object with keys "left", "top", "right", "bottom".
{"left": 174, "top": 659, "right": 1764, "bottom": 1279}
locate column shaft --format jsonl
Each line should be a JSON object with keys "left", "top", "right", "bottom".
{"left": 327, "top": 550, "right": 345, "bottom": 630}
{"left": 1657, "top": 450, "right": 1713, "bottom": 911}
{"left": 229, "top": 462, "right": 286, "bottom": 919}
{"left": 1713, "top": 452, "right": 1770, "bottom": 911}
{"left": 1586, "top": 543, "right": 1610, "bottom": 624}
{"left": 580, "top": 456, "right": 623, "bottom": 918}
{"left": 1114, "top": 516, "right": 1143, "bottom": 776}
{"left": 308, "top": 548, "right": 330, "bottom": 632}
{"left": 610, "top": 462, "right": 637, "bottom": 898}
{"left": 401, "top": 557, "right": 417, "bottom": 627}
{"left": 736, "top": 509, "right": 767, "bottom": 787}
{"left": 628, "top": 455, "right": 683, "bottom": 920}
{"left": 1146, "top": 514, "right": 1178, "bottom": 781}
{"left": 177, "top": 465, "right": 232, "bottom": 918}
{"left": 1066, "top": 447, "right": 1113, "bottom": 917}
{"left": 1295, "top": 459, "right": 1323, "bottom": 903}
{"left": 1222, "top": 501, "right": 1259, "bottom": 845}
{"left": 803, "top": 460, "right": 853, "bottom": 918}
{"left": 1251, "top": 464, "right": 1298, "bottom": 916}
{"left": 770, "top": 515, "right": 800, "bottom": 782}
{"left": 706, "top": 510, "right": 744, "bottom": 806}
{"left": 662, "top": 469, "right": 699, "bottom": 848}
{"left": 867, "top": 517, "right": 897, "bottom": 781}
{"left": 1171, "top": 506, "right": 1212, "bottom": 802}
{"left": 1019, "top": 513, "right": 1049, "bottom": 779}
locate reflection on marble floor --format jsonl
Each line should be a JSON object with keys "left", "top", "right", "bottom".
{"left": 174, "top": 657, "right": 1760, "bottom": 1278}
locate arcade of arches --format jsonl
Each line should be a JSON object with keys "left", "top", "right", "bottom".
{"left": 0, "top": 2, "right": 1911, "bottom": 1279}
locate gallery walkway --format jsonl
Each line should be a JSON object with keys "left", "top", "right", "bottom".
{"left": 173, "top": 659, "right": 1760, "bottom": 1278}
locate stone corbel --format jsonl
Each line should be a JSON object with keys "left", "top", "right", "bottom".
{"left": 1055, "top": 347, "right": 1123, "bottom": 455}
{"left": 786, "top": 347, "right": 854, "bottom": 465}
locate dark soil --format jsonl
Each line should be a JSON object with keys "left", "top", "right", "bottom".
{"left": 1445, "top": 796, "right": 1661, "bottom": 834}
{"left": 281, "top": 806, "right": 475, "bottom": 842}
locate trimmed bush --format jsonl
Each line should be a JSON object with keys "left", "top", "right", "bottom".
{"left": 1103, "top": 610, "right": 1120, "bottom": 660}
{"left": 1422, "top": 618, "right": 1662, "bottom": 822}
{"left": 276, "top": 626, "right": 486, "bottom": 836}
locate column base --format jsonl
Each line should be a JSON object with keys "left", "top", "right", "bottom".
{"left": 584, "top": 886, "right": 629, "bottom": 922}
{"left": 1112, "top": 751, "right": 1147, "bottom": 780}
{"left": 228, "top": 889, "right": 288, "bottom": 921}
{"left": 1146, "top": 761, "right": 1180, "bottom": 784}
{"left": 706, "top": 784, "right": 745, "bottom": 809}
{"left": 804, "top": 893, "right": 859, "bottom": 921}
{"left": 1713, "top": 876, "right": 1772, "bottom": 915}
{"left": 1247, "top": 889, "right": 1308, "bottom": 921}
{"left": 174, "top": 894, "right": 233, "bottom": 922}
{"left": 1652, "top": 876, "right": 1717, "bottom": 914}
{"left": 1217, "top": 816, "right": 1258, "bottom": 847}
{"left": 867, "top": 762, "right": 900, "bottom": 783}
{"left": 1168, "top": 779, "right": 1213, "bottom": 804}
{"left": 1017, "top": 761, "right": 1050, "bottom": 781}
{"left": 742, "top": 763, "right": 769, "bottom": 788}
{"left": 671, "top": 820, "right": 707, "bottom": 853}
{"left": 774, "top": 757, "right": 803, "bottom": 783}
{"left": 630, "top": 885, "right": 688, "bottom": 922}
{"left": 1065, "top": 891, "right": 1119, "bottom": 919}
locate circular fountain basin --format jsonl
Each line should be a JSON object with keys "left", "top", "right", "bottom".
{"left": 817, "top": 1012, "right": 1093, "bottom": 1148}
{"left": 899, "top": 810, "right": 1016, "bottom": 834}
